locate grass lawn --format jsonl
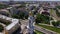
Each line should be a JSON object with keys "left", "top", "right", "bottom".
{"left": 34, "top": 30, "right": 44, "bottom": 34}
{"left": 36, "top": 24, "right": 60, "bottom": 33}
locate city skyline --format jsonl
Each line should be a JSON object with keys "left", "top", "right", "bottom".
{"left": 1, "top": 0, "right": 60, "bottom": 1}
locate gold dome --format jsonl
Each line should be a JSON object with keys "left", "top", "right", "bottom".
{"left": 29, "top": 11, "right": 33, "bottom": 16}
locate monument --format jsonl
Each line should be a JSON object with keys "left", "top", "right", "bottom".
{"left": 27, "top": 11, "right": 34, "bottom": 34}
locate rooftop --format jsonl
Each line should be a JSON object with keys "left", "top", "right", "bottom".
{"left": 0, "top": 15, "right": 19, "bottom": 30}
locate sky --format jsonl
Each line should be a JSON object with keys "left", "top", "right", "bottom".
{"left": 0, "top": 0, "right": 60, "bottom": 1}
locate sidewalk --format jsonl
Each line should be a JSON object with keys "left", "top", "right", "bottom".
{"left": 39, "top": 23, "right": 53, "bottom": 27}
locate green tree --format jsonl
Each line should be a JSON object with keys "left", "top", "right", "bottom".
{"left": 0, "top": 19, "right": 11, "bottom": 25}
{"left": 12, "top": 14, "right": 19, "bottom": 19}
{"left": 52, "top": 21, "right": 60, "bottom": 26}
{"left": 0, "top": 25, "right": 4, "bottom": 32}
{"left": 35, "top": 13, "right": 41, "bottom": 23}
{"left": 56, "top": 6, "right": 60, "bottom": 9}
{"left": 55, "top": 9, "right": 60, "bottom": 17}
{"left": 19, "top": 12, "right": 25, "bottom": 19}
{"left": 12, "top": 11, "right": 29, "bottom": 19}
{"left": 0, "top": 4, "right": 9, "bottom": 9}
{"left": 35, "top": 13, "right": 50, "bottom": 24}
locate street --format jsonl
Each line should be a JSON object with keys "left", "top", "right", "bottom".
{"left": 34, "top": 25, "right": 57, "bottom": 34}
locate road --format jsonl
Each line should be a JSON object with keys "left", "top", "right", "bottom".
{"left": 34, "top": 25, "right": 57, "bottom": 34}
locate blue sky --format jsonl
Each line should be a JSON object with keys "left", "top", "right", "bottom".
{"left": 0, "top": 0, "right": 60, "bottom": 1}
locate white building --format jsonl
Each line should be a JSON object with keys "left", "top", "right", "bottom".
{"left": 0, "top": 15, "right": 20, "bottom": 34}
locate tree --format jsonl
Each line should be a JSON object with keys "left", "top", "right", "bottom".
{"left": 56, "top": 6, "right": 60, "bottom": 9}
{"left": 55, "top": 9, "right": 60, "bottom": 17}
{"left": 35, "top": 13, "right": 50, "bottom": 24}
{"left": 0, "top": 4, "right": 9, "bottom": 9}
{"left": 35, "top": 13, "right": 41, "bottom": 24}
{"left": 12, "top": 11, "right": 29, "bottom": 19}
{"left": 52, "top": 21, "right": 60, "bottom": 27}
{"left": 19, "top": 12, "right": 25, "bottom": 19}
{"left": 24, "top": 15, "right": 29, "bottom": 19}
{"left": 0, "top": 18, "right": 11, "bottom": 26}
{"left": 0, "top": 25, "right": 4, "bottom": 32}
{"left": 12, "top": 14, "right": 19, "bottom": 19}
